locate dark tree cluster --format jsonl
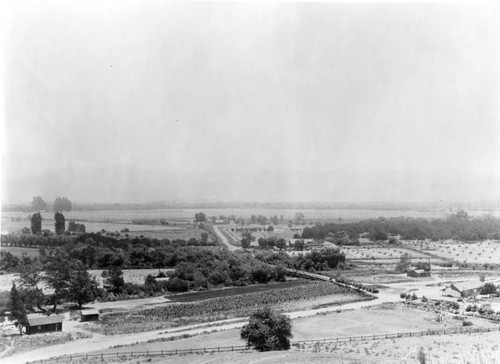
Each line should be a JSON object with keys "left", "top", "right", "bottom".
{"left": 301, "top": 212, "right": 500, "bottom": 242}
{"left": 67, "top": 221, "right": 86, "bottom": 233}
{"left": 255, "top": 248, "right": 346, "bottom": 272}
{"left": 167, "top": 250, "right": 286, "bottom": 291}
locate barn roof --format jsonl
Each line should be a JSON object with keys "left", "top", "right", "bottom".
{"left": 27, "top": 315, "right": 63, "bottom": 326}
{"left": 81, "top": 309, "right": 99, "bottom": 316}
{"left": 453, "top": 281, "right": 482, "bottom": 291}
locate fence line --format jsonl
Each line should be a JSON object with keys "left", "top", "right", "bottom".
{"left": 30, "top": 326, "right": 500, "bottom": 363}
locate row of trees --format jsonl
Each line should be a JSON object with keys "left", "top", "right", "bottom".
{"left": 31, "top": 196, "right": 72, "bottom": 212}
{"left": 301, "top": 212, "right": 500, "bottom": 242}
{"left": 255, "top": 248, "right": 346, "bottom": 271}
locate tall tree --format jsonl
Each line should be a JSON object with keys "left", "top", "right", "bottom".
{"left": 67, "top": 265, "right": 100, "bottom": 308}
{"left": 9, "top": 283, "right": 28, "bottom": 335}
{"left": 18, "top": 263, "right": 45, "bottom": 312}
{"left": 54, "top": 212, "right": 65, "bottom": 235}
{"left": 30, "top": 213, "right": 42, "bottom": 234}
{"left": 31, "top": 196, "right": 47, "bottom": 211}
{"left": 45, "top": 257, "right": 73, "bottom": 311}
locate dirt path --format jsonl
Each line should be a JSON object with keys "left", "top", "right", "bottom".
{"left": 212, "top": 226, "right": 239, "bottom": 251}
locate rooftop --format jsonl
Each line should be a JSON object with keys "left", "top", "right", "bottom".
{"left": 27, "top": 315, "right": 63, "bottom": 326}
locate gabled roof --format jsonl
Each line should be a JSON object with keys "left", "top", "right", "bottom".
{"left": 453, "top": 281, "right": 482, "bottom": 291}
{"left": 81, "top": 309, "right": 99, "bottom": 316}
{"left": 27, "top": 315, "right": 63, "bottom": 326}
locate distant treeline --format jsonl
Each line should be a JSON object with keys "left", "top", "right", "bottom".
{"left": 4, "top": 200, "right": 498, "bottom": 212}
{"left": 302, "top": 212, "right": 500, "bottom": 242}
{"left": 0, "top": 232, "right": 216, "bottom": 271}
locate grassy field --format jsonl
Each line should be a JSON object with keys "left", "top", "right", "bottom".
{"left": 0, "top": 246, "right": 40, "bottom": 258}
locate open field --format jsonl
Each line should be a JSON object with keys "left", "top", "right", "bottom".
{"left": 69, "top": 303, "right": 500, "bottom": 364}
{"left": 0, "top": 246, "right": 40, "bottom": 258}
{"left": 342, "top": 245, "right": 432, "bottom": 260}
{"left": 404, "top": 239, "right": 500, "bottom": 265}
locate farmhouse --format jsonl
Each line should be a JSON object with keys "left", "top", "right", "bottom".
{"left": 407, "top": 269, "right": 430, "bottom": 278}
{"left": 441, "top": 282, "right": 481, "bottom": 298}
{"left": 441, "top": 284, "right": 461, "bottom": 298}
{"left": 80, "top": 309, "right": 99, "bottom": 322}
{"left": 26, "top": 315, "right": 63, "bottom": 335}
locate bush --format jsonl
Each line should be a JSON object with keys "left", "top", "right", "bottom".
{"left": 479, "top": 283, "right": 498, "bottom": 295}
{"left": 241, "top": 307, "right": 292, "bottom": 351}
{"left": 463, "top": 320, "right": 473, "bottom": 326}
{"left": 167, "top": 277, "right": 189, "bottom": 292}
{"left": 400, "top": 293, "right": 406, "bottom": 299}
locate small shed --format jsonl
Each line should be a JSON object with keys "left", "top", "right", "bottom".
{"left": 407, "top": 269, "right": 430, "bottom": 278}
{"left": 80, "top": 309, "right": 99, "bottom": 322}
{"left": 26, "top": 315, "right": 63, "bottom": 335}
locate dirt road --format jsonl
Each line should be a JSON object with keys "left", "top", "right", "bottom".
{"left": 212, "top": 226, "right": 239, "bottom": 251}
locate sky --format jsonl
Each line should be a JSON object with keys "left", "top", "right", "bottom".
{"left": 1, "top": 1, "right": 500, "bottom": 203}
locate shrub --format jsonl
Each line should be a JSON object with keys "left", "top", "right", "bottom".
{"left": 463, "top": 320, "right": 473, "bottom": 326}
{"left": 241, "top": 307, "right": 292, "bottom": 351}
{"left": 479, "top": 283, "right": 498, "bottom": 295}
{"left": 167, "top": 277, "right": 189, "bottom": 292}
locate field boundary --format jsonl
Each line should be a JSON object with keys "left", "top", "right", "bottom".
{"left": 27, "top": 326, "right": 500, "bottom": 363}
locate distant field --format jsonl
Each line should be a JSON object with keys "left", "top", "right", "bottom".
{"left": 1, "top": 207, "right": 461, "bottom": 235}
{"left": 0, "top": 246, "right": 40, "bottom": 258}
{"left": 402, "top": 239, "right": 500, "bottom": 265}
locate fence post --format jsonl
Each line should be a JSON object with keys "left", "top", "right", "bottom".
{"left": 232, "top": 346, "right": 234, "bottom": 351}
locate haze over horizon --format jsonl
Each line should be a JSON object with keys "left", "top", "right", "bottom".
{"left": 2, "top": 1, "right": 500, "bottom": 205}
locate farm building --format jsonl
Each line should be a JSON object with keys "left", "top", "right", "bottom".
{"left": 441, "top": 285, "right": 462, "bottom": 298}
{"left": 26, "top": 315, "right": 63, "bottom": 335}
{"left": 407, "top": 269, "right": 430, "bottom": 278}
{"left": 80, "top": 309, "right": 99, "bottom": 322}
{"left": 441, "top": 282, "right": 481, "bottom": 298}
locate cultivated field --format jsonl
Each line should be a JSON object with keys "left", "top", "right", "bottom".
{"left": 404, "top": 239, "right": 500, "bottom": 265}
{"left": 95, "top": 281, "right": 367, "bottom": 334}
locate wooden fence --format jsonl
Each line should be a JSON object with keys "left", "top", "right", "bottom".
{"left": 30, "top": 326, "right": 500, "bottom": 363}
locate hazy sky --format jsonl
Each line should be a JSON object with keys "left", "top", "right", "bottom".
{"left": 2, "top": 1, "right": 500, "bottom": 203}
